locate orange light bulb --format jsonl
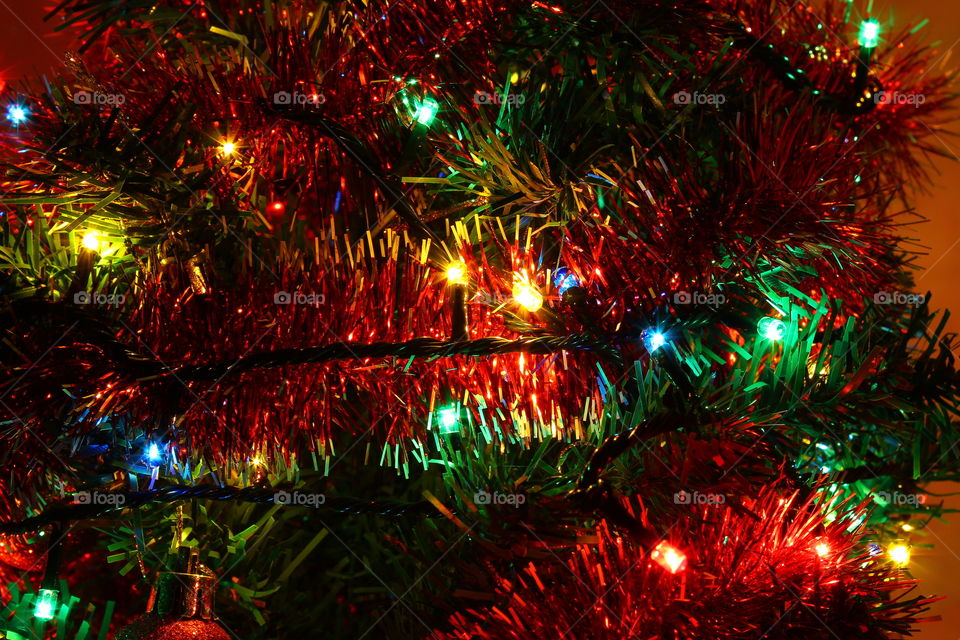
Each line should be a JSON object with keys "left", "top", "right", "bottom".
{"left": 651, "top": 541, "right": 687, "bottom": 573}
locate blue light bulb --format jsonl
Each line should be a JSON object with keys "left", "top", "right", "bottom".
{"left": 643, "top": 330, "right": 667, "bottom": 352}
{"left": 145, "top": 442, "right": 163, "bottom": 464}
{"left": 6, "top": 105, "right": 28, "bottom": 125}
{"left": 553, "top": 267, "right": 580, "bottom": 295}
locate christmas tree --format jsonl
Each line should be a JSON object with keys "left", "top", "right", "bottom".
{"left": 0, "top": 0, "right": 957, "bottom": 637}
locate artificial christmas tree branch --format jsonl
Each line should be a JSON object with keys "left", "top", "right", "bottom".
{"left": 1, "top": 0, "right": 956, "bottom": 637}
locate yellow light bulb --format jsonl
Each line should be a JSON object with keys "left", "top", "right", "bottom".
{"left": 815, "top": 542, "right": 830, "bottom": 557}
{"left": 220, "top": 141, "right": 237, "bottom": 155}
{"left": 512, "top": 280, "right": 543, "bottom": 312}
{"left": 81, "top": 231, "right": 100, "bottom": 251}
{"left": 889, "top": 544, "right": 910, "bottom": 566}
{"left": 446, "top": 261, "right": 467, "bottom": 284}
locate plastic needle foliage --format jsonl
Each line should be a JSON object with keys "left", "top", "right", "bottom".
{"left": 0, "top": 0, "right": 957, "bottom": 638}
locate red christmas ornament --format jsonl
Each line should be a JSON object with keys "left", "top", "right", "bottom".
{"left": 115, "top": 617, "right": 231, "bottom": 640}
{"left": 0, "top": 489, "right": 45, "bottom": 604}
{"left": 0, "top": 534, "right": 44, "bottom": 603}
{"left": 0, "top": 535, "right": 41, "bottom": 572}
{"left": 116, "top": 551, "right": 230, "bottom": 640}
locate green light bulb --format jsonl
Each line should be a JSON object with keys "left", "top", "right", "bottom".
{"left": 412, "top": 98, "right": 439, "bottom": 125}
{"left": 437, "top": 404, "right": 461, "bottom": 434}
{"left": 758, "top": 316, "right": 786, "bottom": 341}
{"left": 859, "top": 19, "right": 880, "bottom": 48}
{"left": 34, "top": 588, "right": 58, "bottom": 621}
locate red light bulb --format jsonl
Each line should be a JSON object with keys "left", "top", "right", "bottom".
{"left": 651, "top": 541, "right": 687, "bottom": 573}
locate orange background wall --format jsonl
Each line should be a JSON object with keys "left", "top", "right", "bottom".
{"left": 874, "top": 0, "right": 960, "bottom": 636}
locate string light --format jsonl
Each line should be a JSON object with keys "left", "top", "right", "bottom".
{"left": 643, "top": 330, "right": 667, "bottom": 353}
{"left": 220, "top": 141, "right": 237, "bottom": 156}
{"left": 33, "top": 588, "right": 58, "bottom": 620}
{"left": 889, "top": 544, "right": 910, "bottom": 566}
{"left": 436, "top": 404, "right": 461, "bottom": 434}
{"left": 445, "top": 261, "right": 467, "bottom": 284}
{"left": 512, "top": 280, "right": 543, "bottom": 312}
{"left": 815, "top": 540, "right": 830, "bottom": 557}
{"left": 81, "top": 231, "right": 101, "bottom": 251}
{"left": 650, "top": 541, "right": 687, "bottom": 573}
{"left": 859, "top": 19, "right": 880, "bottom": 48}
{"left": 6, "top": 104, "right": 28, "bottom": 125}
{"left": 145, "top": 442, "right": 163, "bottom": 465}
{"left": 412, "top": 97, "right": 439, "bottom": 125}
{"left": 758, "top": 317, "right": 786, "bottom": 341}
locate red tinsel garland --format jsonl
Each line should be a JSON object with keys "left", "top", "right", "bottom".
{"left": 434, "top": 488, "right": 936, "bottom": 639}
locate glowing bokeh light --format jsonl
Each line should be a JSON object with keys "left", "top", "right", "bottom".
{"left": 651, "top": 541, "right": 687, "bottom": 573}
{"left": 513, "top": 281, "right": 543, "bottom": 312}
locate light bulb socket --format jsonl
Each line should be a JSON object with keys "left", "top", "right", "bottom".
{"left": 149, "top": 550, "right": 217, "bottom": 620}
{"left": 450, "top": 284, "right": 469, "bottom": 341}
